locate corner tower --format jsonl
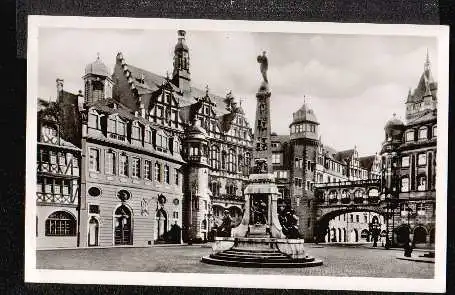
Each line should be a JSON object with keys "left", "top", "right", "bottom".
{"left": 83, "top": 54, "right": 113, "bottom": 103}
{"left": 289, "top": 102, "right": 320, "bottom": 241}
{"left": 172, "top": 30, "right": 191, "bottom": 94}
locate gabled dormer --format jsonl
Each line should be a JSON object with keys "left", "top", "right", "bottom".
{"left": 148, "top": 79, "right": 182, "bottom": 130}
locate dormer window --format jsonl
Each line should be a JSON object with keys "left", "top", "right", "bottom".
{"left": 131, "top": 123, "right": 141, "bottom": 141}
{"left": 144, "top": 128, "right": 152, "bottom": 144}
{"left": 405, "top": 130, "right": 414, "bottom": 142}
{"left": 155, "top": 131, "right": 168, "bottom": 152}
{"left": 88, "top": 111, "right": 100, "bottom": 130}
{"left": 108, "top": 116, "right": 126, "bottom": 141}
{"left": 418, "top": 127, "right": 428, "bottom": 140}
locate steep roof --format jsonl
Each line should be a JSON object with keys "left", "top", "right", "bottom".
{"left": 271, "top": 134, "right": 290, "bottom": 144}
{"left": 335, "top": 149, "right": 355, "bottom": 163}
{"left": 358, "top": 155, "right": 376, "bottom": 170}
{"left": 124, "top": 63, "right": 231, "bottom": 116}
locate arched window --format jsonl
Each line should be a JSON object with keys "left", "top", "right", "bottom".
{"left": 210, "top": 145, "right": 220, "bottom": 170}
{"left": 226, "top": 183, "right": 236, "bottom": 196}
{"left": 210, "top": 181, "right": 220, "bottom": 196}
{"left": 45, "top": 211, "right": 76, "bottom": 236}
{"left": 401, "top": 177, "right": 409, "bottom": 192}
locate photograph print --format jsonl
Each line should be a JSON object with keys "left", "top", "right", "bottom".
{"left": 25, "top": 16, "right": 449, "bottom": 292}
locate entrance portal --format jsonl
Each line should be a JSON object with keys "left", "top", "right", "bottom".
{"left": 114, "top": 205, "right": 132, "bottom": 245}
{"left": 156, "top": 208, "right": 168, "bottom": 241}
{"left": 88, "top": 216, "right": 99, "bottom": 246}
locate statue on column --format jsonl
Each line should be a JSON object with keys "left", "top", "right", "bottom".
{"left": 257, "top": 51, "right": 269, "bottom": 83}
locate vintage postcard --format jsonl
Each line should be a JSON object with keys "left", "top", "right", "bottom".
{"left": 25, "top": 16, "right": 449, "bottom": 292}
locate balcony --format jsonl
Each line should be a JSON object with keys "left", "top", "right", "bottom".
{"left": 36, "top": 192, "right": 76, "bottom": 205}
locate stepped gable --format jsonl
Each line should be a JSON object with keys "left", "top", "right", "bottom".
{"left": 118, "top": 58, "right": 232, "bottom": 117}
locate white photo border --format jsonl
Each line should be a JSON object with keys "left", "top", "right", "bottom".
{"left": 25, "top": 15, "right": 449, "bottom": 293}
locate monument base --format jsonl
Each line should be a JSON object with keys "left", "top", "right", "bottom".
{"left": 201, "top": 237, "right": 323, "bottom": 268}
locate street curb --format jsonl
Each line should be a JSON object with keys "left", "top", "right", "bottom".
{"left": 37, "top": 244, "right": 212, "bottom": 251}
{"left": 396, "top": 255, "right": 435, "bottom": 263}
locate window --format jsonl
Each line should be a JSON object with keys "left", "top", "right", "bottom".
{"left": 272, "top": 153, "right": 282, "bottom": 164}
{"left": 203, "top": 200, "right": 208, "bottom": 210}
{"left": 132, "top": 125, "right": 141, "bottom": 141}
{"left": 108, "top": 116, "right": 126, "bottom": 140}
{"left": 132, "top": 157, "right": 140, "bottom": 178}
{"left": 144, "top": 160, "right": 152, "bottom": 180}
{"left": 164, "top": 165, "right": 170, "bottom": 184}
{"left": 173, "top": 211, "right": 179, "bottom": 219}
{"left": 364, "top": 215, "right": 368, "bottom": 223}
{"left": 155, "top": 162, "right": 161, "bottom": 182}
{"left": 210, "top": 182, "right": 220, "bottom": 196}
{"left": 295, "top": 158, "right": 303, "bottom": 168}
{"left": 210, "top": 146, "right": 220, "bottom": 169}
{"left": 433, "top": 125, "right": 437, "bottom": 138}
{"left": 88, "top": 113, "right": 99, "bottom": 129}
{"left": 105, "top": 151, "right": 116, "bottom": 175}
{"left": 401, "top": 177, "right": 409, "bottom": 192}
{"left": 416, "top": 203, "right": 426, "bottom": 215}
{"left": 89, "top": 205, "right": 100, "bottom": 214}
{"left": 401, "top": 156, "right": 410, "bottom": 168}
{"left": 119, "top": 154, "right": 128, "bottom": 176}
{"left": 356, "top": 215, "right": 359, "bottom": 223}
{"left": 174, "top": 169, "right": 179, "bottom": 185}
{"left": 45, "top": 211, "right": 76, "bottom": 236}
{"left": 417, "top": 175, "right": 426, "bottom": 191}
{"left": 418, "top": 127, "right": 428, "bottom": 140}
{"left": 144, "top": 129, "right": 152, "bottom": 144}
{"left": 405, "top": 130, "right": 414, "bottom": 142}
{"left": 418, "top": 153, "right": 427, "bottom": 165}
{"left": 228, "top": 149, "right": 236, "bottom": 172}
{"left": 350, "top": 214, "right": 353, "bottom": 222}
{"left": 89, "top": 148, "right": 100, "bottom": 172}
{"left": 156, "top": 132, "right": 168, "bottom": 151}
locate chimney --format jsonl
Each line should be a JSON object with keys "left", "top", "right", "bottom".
{"left": 56, "top": 78, "right": 64, "bottom": 101}
{"left": 77, "top": 90, "right": 85, "bottom": 111}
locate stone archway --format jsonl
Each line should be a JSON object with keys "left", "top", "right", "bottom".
{"left": 350, "top": 229, "right": 359, "bottom": 242}
{"left": 394, "top": 225, "right": 410, "bottom": 246}
{"left": 413, "top": 226, "right": 428, "bottom": 245}
{"left": 155, "top": 208, "right": 168, "bottom": 242}
{"left": 114, "top": 204, "right": 133, "bottom": 245}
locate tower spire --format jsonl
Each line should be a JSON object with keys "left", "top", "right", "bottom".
{"left": 424, "top": 48, "right": 430, "bottom": 72}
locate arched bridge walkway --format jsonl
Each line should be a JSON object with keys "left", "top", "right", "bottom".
{"left": 313, "top": 179, "right": 388, "bottom": 242}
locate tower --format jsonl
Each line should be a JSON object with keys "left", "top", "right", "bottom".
{"left": 83, "top": 54, "right": 113, "bottom": 104}
{"left": 252, "top": 55, "right": 272, "bottom": 173}
{"left": 172, "top": 30, "right": 191, "bottom": 94}
{"left": 183, "top": 120, "right": 211, "bottom": 242}
{"left": 289, "top": 102, "right": 320, "bottom": 240}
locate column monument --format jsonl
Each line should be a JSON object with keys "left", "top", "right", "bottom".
{"left": 201, "top": 52, "right": 322, "bottom": 267}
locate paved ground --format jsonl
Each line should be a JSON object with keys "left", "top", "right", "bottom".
{"left": 36, "top": 244, "right": 434, "bottom": 278}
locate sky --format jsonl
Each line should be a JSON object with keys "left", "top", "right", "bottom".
{"left": 37, "top": 28, "right": 438, "bottom": 156}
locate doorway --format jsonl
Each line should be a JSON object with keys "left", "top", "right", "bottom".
{"left": 114, "top": 205, "right": 132, "bottom": 245}
{"left": 88, "top": 216, "right": 99, "bottom": 246}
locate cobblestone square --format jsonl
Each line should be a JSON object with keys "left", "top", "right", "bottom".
{"left": 36, "top": 244, "right": 434, "bottom": 278}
